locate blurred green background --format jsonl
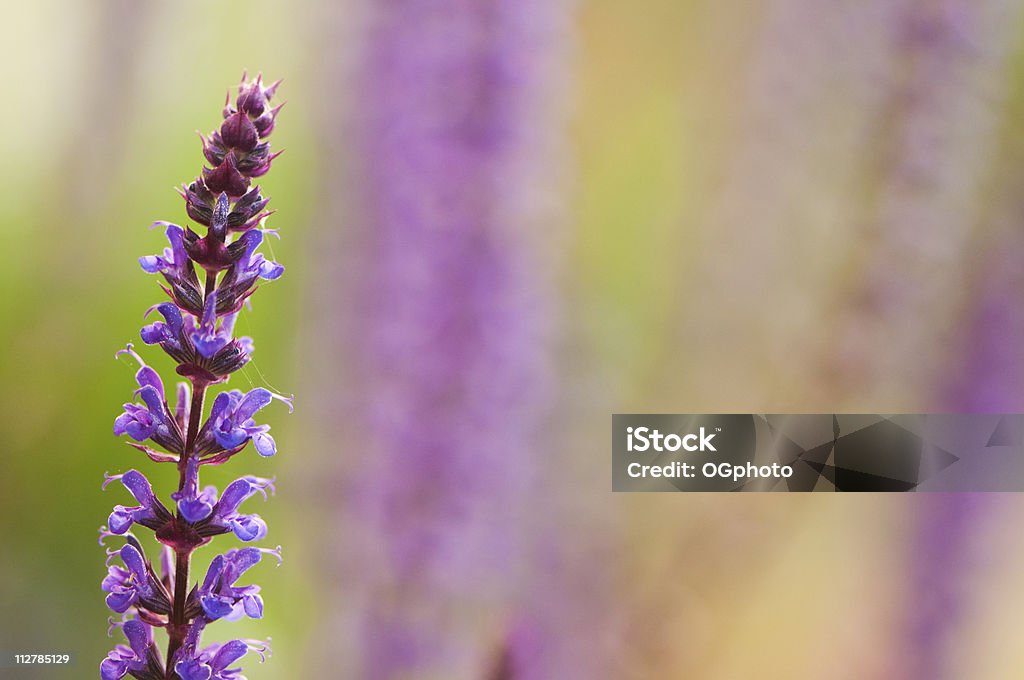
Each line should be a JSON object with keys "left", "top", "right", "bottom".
{"left": 4, "top": 1, "right": 1024, "bottom": 678}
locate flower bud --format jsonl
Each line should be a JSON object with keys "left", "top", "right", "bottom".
{"left": 203, "top": 154, "right": 249, "bottom": 198}
{"left": 220, "top": 112, "right": 258, "bottom": 152}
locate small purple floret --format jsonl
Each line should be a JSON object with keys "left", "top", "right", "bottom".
{"left": 175, "top": 638, "right": 270, "bottom": 680}
{"left": 203, "top": 388, "right": 292, "bottom": 457}
{"left": 99, "top": 619, "right": 156, "bottom": 680}
{"left": 198, "top": 546, "right": 281, "bottom": 621}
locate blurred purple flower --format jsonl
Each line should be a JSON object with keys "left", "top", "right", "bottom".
{"left": 309, "top": 0, "right": 570, "bottom": 676}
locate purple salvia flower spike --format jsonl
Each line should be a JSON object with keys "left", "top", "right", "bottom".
{"left": 101, "top": 74, "right": 286, "bottom": 679}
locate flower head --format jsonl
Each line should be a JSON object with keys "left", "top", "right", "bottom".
{"left": 100, "top": 619, "right": 163, "bottom": 680}
{"left": 175, "top": 638, "right": 271, "bottom": 680}
{"left": 103, "top": 470, "right": 172, "bottom": 535}
{"left": 198, "top": 388, "right": 292, "bottom": 457}
{"left": 101, "top": 542, "right": 171, "bottom": 616}
{"left": 139, "top": 302, "right": 253, "bottom": 381}
{"left": 171, "top": 461, "right": 274, "bottom": 541}
{"left": 207, "top": 475, "right": 275, "bottom": 541}
{"left": 113, "top": 347, "right": 184, "bottom": 453}
{"left": 198, "top": 546, "right": 281, "bottom": 621}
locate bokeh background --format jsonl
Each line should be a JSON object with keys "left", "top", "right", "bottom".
{"left": 4, "top": 0, "right": 1024, "bottom": 678}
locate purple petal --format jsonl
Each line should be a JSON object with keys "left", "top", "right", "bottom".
{"left": 119, "top": 544, "right": 148, "bottom": 582}
{"left": 108, "top": 507, "right": 134, "bottom": 534}
{"left": 258, "top": 258, "right": 284, "bottom": 280}
{"left": 219, "top": 312, "right": 239, "bottom": 337}
{"left": 139, "top": 322, "right": 170, "bottom": 345}
{"left": 216, "top": 479, "right": 255, "bottom": 515}
{"left": 201, "top": 289, "right": 218, "bottom": 328}
{"left": 116, "top": 404, "right": 155, "bottom": 441}
{"left": 192, "top": 332, "right": 229, "bottom": 359}
{"left": 122, "top": 620, "right": 151, "bottom": 658}
{"left": 100, "top": 655, "right": 130, "bottom": 680}
{"left": 214, "top": 426, "right": 248, "bottom": 450}
{"left": 136, "top": 386, "right": 166, "bottom": 420}
{"left": 155, "top": 303, "right": 184, "bottom": 337}
{"left": 207, "top": 391, "right": 234, "bottom": 422}
{"left": 200, "top": 594, "right": 235, "bottom": 620}
{"left": 120, "top": 470, "right": 155, "bottom": 506}
{"left": 235, "top": 389, "right": 273, "bottom": 421}
{"left": 166, "top": 224, "right": 186, "bottom": 260}
{"left": 237, "top": 229, "right": 263, "bottom": 265}
{"left": 113, "top": 412, "right": 135, "bottom": 437}
{"left": 237, "top": 336, "right": 255, "bottom": 354}
{"left": 253, "top": 432, "right": 276, "bottom": 457}
{"left": 175, "top": 382, "right": 190, "bottom": 425}
{"left": 224, "top": 547, "right": 263, "bottom": 580}
{"left": 124, "top": 418, "right": 155, "bottom": 442}
{"left": 105, "top": 589, "right": 137, "bottom": 613}
{"left": 229, "top": 515, "right": 267, "bottom": 542}
{"left": 242, "top": 593, "right": 264, "bottom": 619}
{"left": 179, "top": 498, "right": 214, "bottom": 523}
{"left": 211, "top": 640, "right": 250, "bottom": 670}
{"left": 101, "top": 565, "right": 129, "bottom": 592}
{"left": 175, "top": 660, "right": 213, "bottom": 680}
{"left": 139, "top": 255, "right": 167, "bottom": 274}
{"left": 201, "top": 555, "right": 225, "bottom": 592}
{"left": 134, "top": 366, "right": 164, "bottom": 394}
